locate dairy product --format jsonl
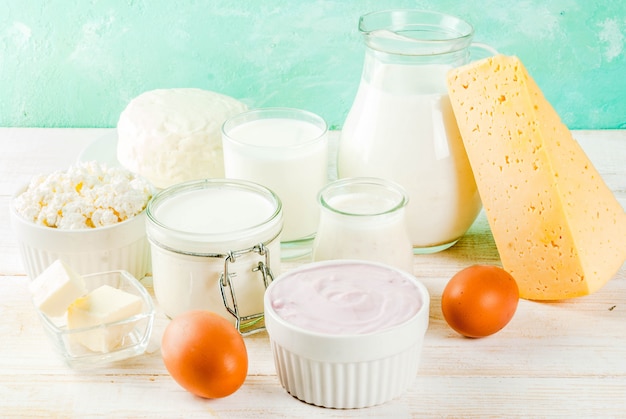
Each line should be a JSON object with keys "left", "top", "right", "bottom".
{"left": 30, "top": 259, "right": 87, "bottom": 317}
{"left": 338, "top": 63, "right": 482, "bottom": 250}
{"left": 226, "top": 118, "right": 323, "bottom": 147}
{"left": 154, "top": 186, "right": 276, "bottom": 235}
{"left": 268, "top": 261, "right": 423, "bottom": 335}
{"left": 67, "top": 284, "right": 143, "bottom": 352}
{"left": 264, "top": 260, "right": 430, "bottom": 410}
{"left": 312, "top": 178, "right": 413, "bottom": 272}
{"left": 146, "top": 180, "right": 283, "bottom": 327}
{"left": 14, "top": 161, "right": 152, "bottom": 229}
{"left": 447, "top": 55, "right": 626, "bottom": 300}
{"left": 223, "top": 111, "right": 328, "bottom": 242}
{"left": 117, "top": 88, "right": 248, "bottom": 189}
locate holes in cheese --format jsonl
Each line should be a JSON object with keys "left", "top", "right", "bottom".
{"left": 447, "top": 54, "right": 626, "bottom": 300}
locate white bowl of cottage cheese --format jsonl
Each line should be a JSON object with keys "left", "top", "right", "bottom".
{"left": 10, "top": 161, "right": 154, "bottom": 280}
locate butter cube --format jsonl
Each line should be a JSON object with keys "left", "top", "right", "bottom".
{"left": 67, "top": 285, "right": 143, "bottom": 352}
{"left": 30, "top": 260, "right": 87, "bottom": 317}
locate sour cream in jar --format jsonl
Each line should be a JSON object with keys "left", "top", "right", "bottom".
{"left": 146, "top": 179, "right": 282, "bottom": 333}
{"left": 312, "top": 177, "right": 413, "bottom": 273}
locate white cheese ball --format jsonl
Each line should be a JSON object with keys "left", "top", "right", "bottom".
{"left": 116, "top": 88, "right": 248, "bottom": 189}
{"left": 14, "top": 161, "right": 153, "bottom": 229}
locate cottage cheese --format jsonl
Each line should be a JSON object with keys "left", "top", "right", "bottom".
{"left": 116, "top": 88, "right": 248, "bottom": 189}
{"left": 14, "top": 161, "right": 153, "bottom": 229}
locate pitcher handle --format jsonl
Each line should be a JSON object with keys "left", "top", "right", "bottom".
{"left": 470, "top": 42, "right": 498, "bottom": 61}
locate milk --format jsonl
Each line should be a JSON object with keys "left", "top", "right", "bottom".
{"left": 154, "top": 187, "right": 275, "bottom": 235}
{"left": 146, "top": 180, "right": 283, "bottom": 330}
{"left": 223, "top": 115, "right": 328, "bottom": 243}
{"left": 312, "top": 179, "right": 413, "bottom": 273}
{"left": 338, "top": 62, "right": 482, "bottom": 251}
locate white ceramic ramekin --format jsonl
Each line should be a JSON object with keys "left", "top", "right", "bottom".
{"left": 10, "top": 186, "right": 151, "bottom": 280}
{"left": 264, "top": 260, "right": 430, "bottom": 409}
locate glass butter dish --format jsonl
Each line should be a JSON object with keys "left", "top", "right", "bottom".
{"left": 34, "top": 270, "right": 155, "bottom": 368}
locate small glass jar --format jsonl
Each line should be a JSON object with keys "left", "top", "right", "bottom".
{"left": 146, "top": 179, "right": 283, "bottom": 334}
{"left": 312, "top": 177, "right": 413, "bottom": 273}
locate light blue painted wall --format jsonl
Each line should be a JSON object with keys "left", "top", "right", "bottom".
{"left": 1, "top": 0, "right": 624, "bottom": 129}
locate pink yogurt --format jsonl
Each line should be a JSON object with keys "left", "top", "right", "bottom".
{"left": 268, "top": 261, "right": 424, "bottom": 335}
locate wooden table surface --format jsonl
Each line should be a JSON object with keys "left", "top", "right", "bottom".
{"left": 1, "top": 128, "right": 625, "bottom": 418}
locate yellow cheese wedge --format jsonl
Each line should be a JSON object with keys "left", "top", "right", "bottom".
{"left": 446, "top": 54, "right": 626, "bottom": 300}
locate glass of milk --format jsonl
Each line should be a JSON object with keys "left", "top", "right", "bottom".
{"left": 222, "top": 108, "right": 329, "bottom": 259}
{"left": 312, "top": 177, "right": 413, "bottom": 273}
{"left": 338, "top": 10, "right": 496, "bottom": 253}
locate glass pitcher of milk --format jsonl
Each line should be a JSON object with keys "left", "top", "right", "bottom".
{"left": 337, "top": 10, "right": 496, "bottom": 253}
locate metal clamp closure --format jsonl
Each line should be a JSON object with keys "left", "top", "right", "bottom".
{"left": 219, "top": 243, "right": 274, "bottom": 335}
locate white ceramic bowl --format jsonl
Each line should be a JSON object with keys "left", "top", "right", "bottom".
{"left": 264, "top": 260, "right": 430, "bottom": 409}
{"left": 35, "top": 270, "right": 155, "bottom": 368}
{"left": 10, "top": 185, "right": 151, "bottom": 280}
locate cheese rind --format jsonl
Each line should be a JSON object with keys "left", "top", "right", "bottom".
{"left": 67, "top": 285, "right": 143, "bottom": 352}
{"left": 30, "top": 260, "right": 87, "bottom": 317}
{"left": 446, "top": 55, "right": 626, "bottom": 300}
